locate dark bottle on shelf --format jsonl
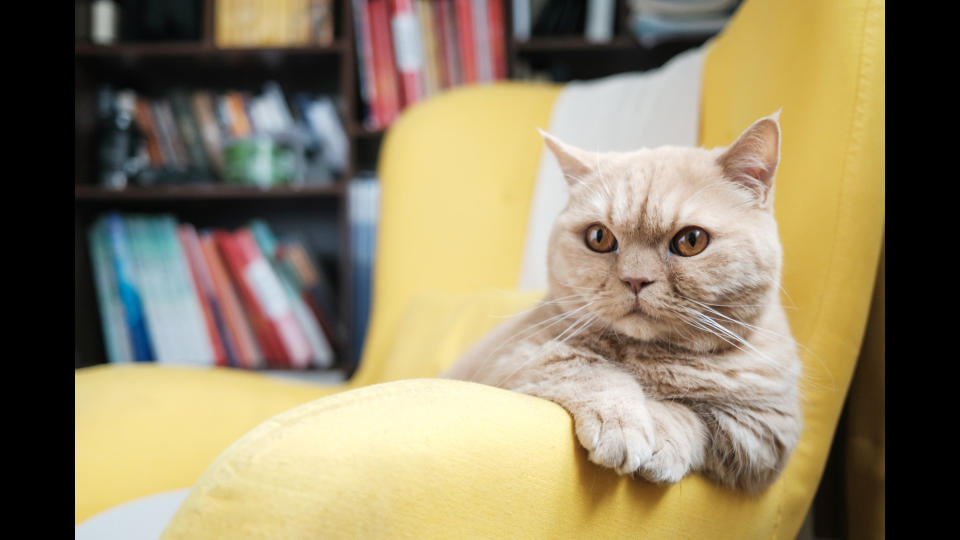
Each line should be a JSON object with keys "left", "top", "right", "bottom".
{"left": 94, "top": 88, "right": 146, "bottom": 189}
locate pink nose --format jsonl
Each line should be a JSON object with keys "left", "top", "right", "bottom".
{"left": 621, "top": 276, "right": 654, "bottom": 294}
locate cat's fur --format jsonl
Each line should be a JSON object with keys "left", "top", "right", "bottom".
{"left": 442, "top": 114, "right": 802, "bottom": 493}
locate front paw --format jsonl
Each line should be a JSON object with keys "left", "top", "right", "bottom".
{"left": 574, "top": 405, "right": 656, "bottom": 475}
{"left": 635, "top": 439, "right": 692, "bottom": 484}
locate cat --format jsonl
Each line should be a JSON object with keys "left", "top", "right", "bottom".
{"left": 441, "top": 113, "right": 802, "bottom": 493}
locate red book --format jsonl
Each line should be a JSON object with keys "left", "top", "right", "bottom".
{"left": 453, "top": 0, "right": 477, "bottom": 84}
{"left": 200, "top": 233, "right": 264, "bottom": 369}
{"left": 215, "top": 231, "right": 285, "bottom": 366}
{"left": 389, "top": 0, "right": 425, "bottom": 107}
{"left": 487, "top": 0, "right": 507, "bottom": 80}
{"left": 369, "top": 0, "right": 401, "bottom": 126}
{"left": 353, "top": 0, "right": 382, "bottom": 128}
{"left": 216, "top": 230, "right": 314, "bottom": 368}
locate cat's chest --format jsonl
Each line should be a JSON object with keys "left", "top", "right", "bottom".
{"left": 568, "top": 334, "right": 718, "bottom": 400}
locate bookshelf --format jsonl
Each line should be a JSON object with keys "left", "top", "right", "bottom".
{"left": 74, "top": 0, "right": 707, "bottom": 374}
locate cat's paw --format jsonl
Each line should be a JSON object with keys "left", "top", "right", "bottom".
{"left": 635, "top": 439, "right": 692, "bottom": 484}
{"left": 574, "top": 405, "right": 656, "bottom": 475}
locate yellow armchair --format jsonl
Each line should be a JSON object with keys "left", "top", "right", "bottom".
{"left": 76, "top": 0, "right": 884, "bottom": 537}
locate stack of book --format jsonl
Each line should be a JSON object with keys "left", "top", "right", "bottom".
{"left": 215, "top": 0, "right": 335, "bottom": 47}
{"left": 120, "top": 83, "right": 346, "bottom": 187}
{"left": 353, "top": 0, "right": 508, "bottom": 130}
{"left": 89, "top": 213, "right": 342, "bottom": 369}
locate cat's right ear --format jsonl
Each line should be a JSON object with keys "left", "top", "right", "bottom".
{"left": 538, "top": 129, "right": 594, "bottom": 185}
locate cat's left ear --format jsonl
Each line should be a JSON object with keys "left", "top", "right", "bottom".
{"left": 717, "top": 111, "right": 781, "bottom": 207}
{"left": 538, "top": 128, "right": 595, "bottom": 185}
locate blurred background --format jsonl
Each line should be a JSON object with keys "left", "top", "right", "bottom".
{"left": 75, "top": 1, "right": 860, "bottom": 537}
{"left": 74, "top": 0, "right": 739, "bottom": 378}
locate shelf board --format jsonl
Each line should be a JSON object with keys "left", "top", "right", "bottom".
{"left": 512, "top": 36, "right": 642, "bottom": 52}
{"left": 75, "top": 41, "right": 346, "bottom": 58}
{"left": 75, "top": 183, "right": 346, "bottom": 202}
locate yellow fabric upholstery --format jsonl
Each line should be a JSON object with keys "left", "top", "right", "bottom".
{"left": 78, "top": 0, "right": 885, "bottom": 535}
{"left": 74, "top": 365, "right": 338, "bottom": 524}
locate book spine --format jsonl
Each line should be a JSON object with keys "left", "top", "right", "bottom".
{"left": 434, "top": 0, "right": 460, "bottom": 88}
{"left": 585, "top": 0, "right": 616, "bottom": 43}
{"left": 353, "top": 0, "right": 382, "bottom": 129}
{"left": 512, "top": 0, "right": 530, "bottom": 41}
{"left": 389, "top": 0, "right": 425, "bottom": 107}
{"left": 106, "top": 214, "right": 155, "bottom": 362}
{"left": 415, "top": 0, "right": 440, "bottom": 97}
{"left": 201, "top": 233, "right": 265, "bottom": 368}
{"left": 471, "top": 0, "right": 492, "bottom": 82}
{"left": 369, "top": 0, "right": 401, "bottom": 126}
{"left": 89, "top": 218, "right": 134, "bottom": 363}
{"left": 453, "top": 0, "right": 477, "bottom": 84}
{"left": 133, "top": 97, "right": 164, "bottom": 167}
{"left": 191, "top": 91, "right": 227, "bottom": 177}
{"left": 487, "top": 0, "right": 507, "bottom": 79}
{"left": 235, "top": 229, "right": 314, "bottom": 368}
{"left": 178, "top": 225, "right": 231, "bottom": 367}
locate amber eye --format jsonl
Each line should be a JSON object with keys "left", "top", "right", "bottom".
{"left": 584, "top": 224, "right": 618, "bottom": 253}
{"left": 670, "top": 226, "right": 709, "bottom": 257}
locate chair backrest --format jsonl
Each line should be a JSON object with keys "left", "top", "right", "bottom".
{"left": 699, "top": 0, "right": 884, "bottom": 532}
{"left": 353, "top": 83, "right": 562, "bottom": 386}
{"left": 358, "top": 1, "right": 884, "bottom": 534}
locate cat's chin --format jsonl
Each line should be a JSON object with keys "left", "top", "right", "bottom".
{"left": 608, "top": 314, "right": 671, "bottom": 342}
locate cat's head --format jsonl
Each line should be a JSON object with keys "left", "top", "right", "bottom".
{"left": 542, "top": 113, "right": 784, "bottom": 349}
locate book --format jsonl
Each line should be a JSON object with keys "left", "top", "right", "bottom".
{"left": 369, "top": 0, "right": 402, "bottom": 126}
{"left": 416, "top": 0, "right": 442, "bottom": 96}
{"left": 453, "top": 0, "right": 477, "bottom": 84}
{"left": 200, "top": 232, "right": 265, "bottom": 368}
{"left": 89, "top": 218, "right": 134, "bottom": 364}
{"left": 512, "top": 0, "right": 531, "bottom": 41}
{"left": 170, "top": 90, "right": 211, "bottom": 175}
{"left": 309, "top": 0, "right": 335, "bottom": 45}
{"left": 179, "top": 224, "right": 235, "bottom": 367}
{"left": 249, "top": 220, "right": 335, "bottom": 368}
{"left": 106, "top": 214, "right": 155, "bottom": 362}
{"left": 153, "top": 216, "right": 216, "bottom": 364}
{"left": 349, "top": 176, "right": 380, "bottom": 369}
{"left": 191, "top": 91, "right": 227, "bottom": 177}
{"left": 275, "top": 241, "right": 343, "bottom": 355}
{"left": 434, "top": 0, "right": 461, "bottom": 88}
{"left": 487, "top": 0, "right": 508, "bottom": 79}
{"left": 585, "top": 0, "right": 616, "bottom": 42}
{"left": 216, "top": 230, "right": 313, "bottom": 368}
{"left": 133, "top": 97, "right": 165, "bottom": 168}
{"left": 471, "top": 0, "right": 493, "bottom": 82}
{"left": 353, "top": 0, "right": 381, "bottom": 128}
{"left": 389, "top": 0, "right": 426, "bottom": 107}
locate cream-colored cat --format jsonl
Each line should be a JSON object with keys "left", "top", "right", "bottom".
{"left": 442, "top": 113, "right": 802, "bottom": 493}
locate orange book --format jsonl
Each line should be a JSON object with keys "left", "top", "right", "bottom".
{"left": 200, "top": 233, "right": 264, "bottom": 368}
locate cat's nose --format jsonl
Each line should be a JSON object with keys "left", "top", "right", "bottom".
{"left": 621, "top": 275, "right": 655, "bottom": 294}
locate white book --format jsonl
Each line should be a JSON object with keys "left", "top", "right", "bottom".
{"left": 513, "top": 0, "right": 530, "bottom": 41}
{"left": 586, "top": 0, "right": 616, "bottom": 43}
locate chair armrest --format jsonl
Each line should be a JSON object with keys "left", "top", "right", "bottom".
{"left": 162, "top": 378, "right": 797, "bottom": 539}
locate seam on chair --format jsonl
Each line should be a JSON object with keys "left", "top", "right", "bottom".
{"left": 804, "top": 0, "right": 875, "bottom": 399}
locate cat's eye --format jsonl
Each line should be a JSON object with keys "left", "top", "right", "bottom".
{"left": 670, "top": 226, "right": 709, "bottom": 257}
{"left": 584, "top": 224, "right": 618, "bottom": 253}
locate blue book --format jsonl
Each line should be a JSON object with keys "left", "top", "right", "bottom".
{"left": 88, "top": 218, "right": 134, "bottom": 363}
{"left": 105, "top": 213, "right": 155, "bottom": 362}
